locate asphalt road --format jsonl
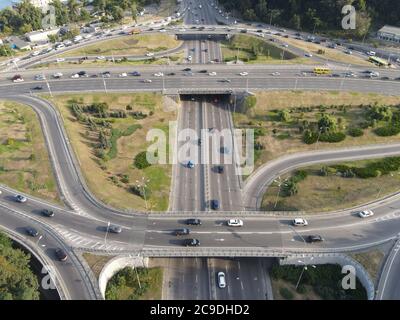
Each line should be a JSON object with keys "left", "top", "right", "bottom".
{"left": 158, "top": 257, "right": 273, "bottom": 300}
{"left": 1, "top": 0, "right": 400, "bottom": 299}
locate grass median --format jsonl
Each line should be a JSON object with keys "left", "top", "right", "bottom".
{"left": 261, "top": 158, "right": 400, "bottom": 213}
{"left": 221, "top": 34, "right": 309, "bottom": 64}
{"left": 59, "top": 34, "right": 182, "bottom": 58}
{"left": 234, "top": 91, "right": 400, "bottom": 173}
{"left": 0, "top": 100, "right": 59, "bottom": 203}
{"left": 42, "top": 93, "right": 176, "bottom": 211}
{"left": 105, "top": 266, "right": 163, "bottom": 300}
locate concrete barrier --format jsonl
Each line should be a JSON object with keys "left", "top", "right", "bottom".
{"left": 280, "top": 253, "right": 375, "bottom": 300}
{"left": 98, "top": 255, "right": 149, "bottom": 299}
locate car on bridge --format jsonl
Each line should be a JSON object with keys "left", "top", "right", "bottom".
{"left": 108, "top": 225, "right": 122, "bottom": 234}
{"left": 186, "top": 219, "right": 202, "bottom": 226}
{"left": 183, "top": 238, "right": 200, "bottom": 247}
{"left": 306, "top": 235, "right": 324, "bottom": 243}
{"left": 211, "top": 199, "right": 220, "bottom": 210}
{"left": 358, "top": 210, "right": 374, "bottom": 218}
{"left": 55, "top": 248, "right": 68, "bottom": 262}
{"left": 41, "top": 209, "right": 55, "bottom": 217}
{"left": 227, "top": 219, "right": 243, "bottom": 227}
{"left": 187, "top": 161, "right": 195, "bottom": 169}
{"left": 26, "top": 227, "right": 39, "bottom": 237}
{"left": 292, "top": 218, "right": 308, "bottom": 226}
{"left": 15, "top": 194, "right": 27, "bottom": 203}
{"left": 174, "top": 228, "right": 190, "bottom": 236}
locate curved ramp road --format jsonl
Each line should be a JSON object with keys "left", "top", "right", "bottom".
{"left": 243, "top": 144, "right": 400, "bottom": 210}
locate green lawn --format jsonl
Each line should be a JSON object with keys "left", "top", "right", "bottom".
{"left": 105, "top": 267, "right": 163, "bottom": 300}
{"left": 0, "top": 101, "right": 59, "bottom": 203}
{"left": 261, "top": 158, "right": 400, "bottom": 213}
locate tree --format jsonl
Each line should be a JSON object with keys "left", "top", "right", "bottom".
{"left": 111, "top": 6, "right": 124, "bottom": 22}
{"left": 67, "top": 0, "right": 81, "bottom": 22}
{"left": 0, "top": 232, "right": 40, "bottom": 300}
{"left": 51, "top": 0, "right": 70, "bottom": 25}
{"left": 318, "top": 114, "right": 337, "bottom": 133}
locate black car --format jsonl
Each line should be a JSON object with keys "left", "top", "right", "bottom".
{"left": 174, "top": 228, "right": 190, "bottom": 236}
{"left": 211, "top": 199, "right": 220, "bottom": 210}
{"left": 41, "top": 209, "right": 55, "bottom": 217}
{"left": 132, "top": 71, "right": 141, "bottom": 76}
{"left": 32, "top": 86, "right": 43, "bottom": 90}
{"left": 216, "top": 165, "right": 224, "bottom": 174}
{"left": 183, "top": 68, "right": 191, "bottom": 72}
{"left": 167, "top": 72, "right": 176, "bottom": 76}
{"left": 381, "top": 76, "right": 391, "bottom": 80}
{"left": 184, "top": 238, "right": 200, "bottom": 247}
{"left": 186, "top": 219, "right": 202, "bottom": 226}
{"left": 256, "top": 29, "right": 263, "bottom": 33}
{"left": 55, "top": 248, "right": 68, "bottom": 261}
{"left": 26, "top": 227, "right": 39, "bottom": 237}
{"left": 203, "top": 48, "right": 208, "bottom": 52}
{"left": 197, "top": 138, "right": 202, "bottom": 145}
{"left": 306, "top": 235, "right": 324, "bottom": 243}
{"left": 77, "top": 71, "right": 87, "bottom": 76}
{"left": 108, "top": 225, "right": 122, "bottom": 234}
{"left": 90, "top": 74, "right": 99, "bottom": 78}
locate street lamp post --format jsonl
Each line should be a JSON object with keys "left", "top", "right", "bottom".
{"left": 136, "top": 177, "right": 150, "bottom": 210}
{"left": 296, "top": 258, "right": 316, "bottom": 290}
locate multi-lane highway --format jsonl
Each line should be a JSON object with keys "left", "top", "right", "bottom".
{"left": 1, "top": 0, "right": 400, "bottom": 300}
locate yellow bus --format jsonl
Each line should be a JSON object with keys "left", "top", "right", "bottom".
{"left": 368, "top": 56, "right": 389, "bottom": 67}
{"left": 313, "top": 67, "right": 331, "bottom": 75}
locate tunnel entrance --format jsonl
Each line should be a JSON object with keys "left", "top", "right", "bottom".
{"left": 176, "top": 33, "right": 229, "bottom": 41}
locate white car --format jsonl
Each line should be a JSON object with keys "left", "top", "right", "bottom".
{"left": 239, "top": 72, "right": 248, "bottom": 76}
{"left": 145, "top": 52, "right": 154, "bottom": 57}
{"left": 344, "top": 50, "right": 352, "bottom": 55}
{"left": 34, "top": 74, "right": 46, "bottom": 81}
{"left": 292, "top": 218, "right": 308, "bottom": 226}
{"left": 142, "top": 79, "right": 152, "bottom": 83}
{"left": 271, "top": 72, "right": 281, "bottom": 76}
{"left": 53, "top": 72, "right": 63, "bottom": 78}
{"left": 282, "top": 43, "right": 289, "bottom": 47}
{"left": 209, "top": 72, "right": 217, "bottom": 76}
{"left": 13, "top": 77, "right": 24, "bottom": 83}
{"left": 218, "top": 272, "right": 226, "bottom": 288}
{"left": 358, "top": 210, "right": 374, "bottom": 218}
{"left": 305, "top": 53, "right": 313, "bottom": 57}
{"left": 154, "top": 72, "right": 164, "bottom": 77}
{"left": 96, "top": 56, "right": 106, "bottom": 60}
{"left": 227, "top": 219, "right": 244, "bottom": 227}
{"left": 119, "top": 72, "right": 128, "bottom": 77}
{"left": 71, "top": 73, "right": 80, "bottom": 78}
{"left": 56, "top": 58, "right": 65, "bottom": 63}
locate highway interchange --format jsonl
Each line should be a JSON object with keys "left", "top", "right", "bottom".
{"left": 1, "top": 0, "right": 400, "bottom": 300}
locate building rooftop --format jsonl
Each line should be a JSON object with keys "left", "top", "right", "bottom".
{"left": 378, "top": 25, "right": 400, "bottom": 36}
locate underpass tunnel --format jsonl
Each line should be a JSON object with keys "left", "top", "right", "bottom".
{"left": 176, "top": 33, "right": 229, "bottom": 41}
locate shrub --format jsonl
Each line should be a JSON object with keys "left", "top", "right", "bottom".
{"left": 375, "top": 126, "right": 400, "bottom": 137}
{"left": 279, "top": 287, "right": 294, "bottom": 300}
{"left": 319, "top": 132, "right": 346, "bottom": 143}
{"left": 348, "top": 127, "right": 364, "bottom": 137}
{"left": 134, "top": 151, "right": 151, "bottom": 169}
{"left": 303, "top": 129, "right": 318, "bottom": 144}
